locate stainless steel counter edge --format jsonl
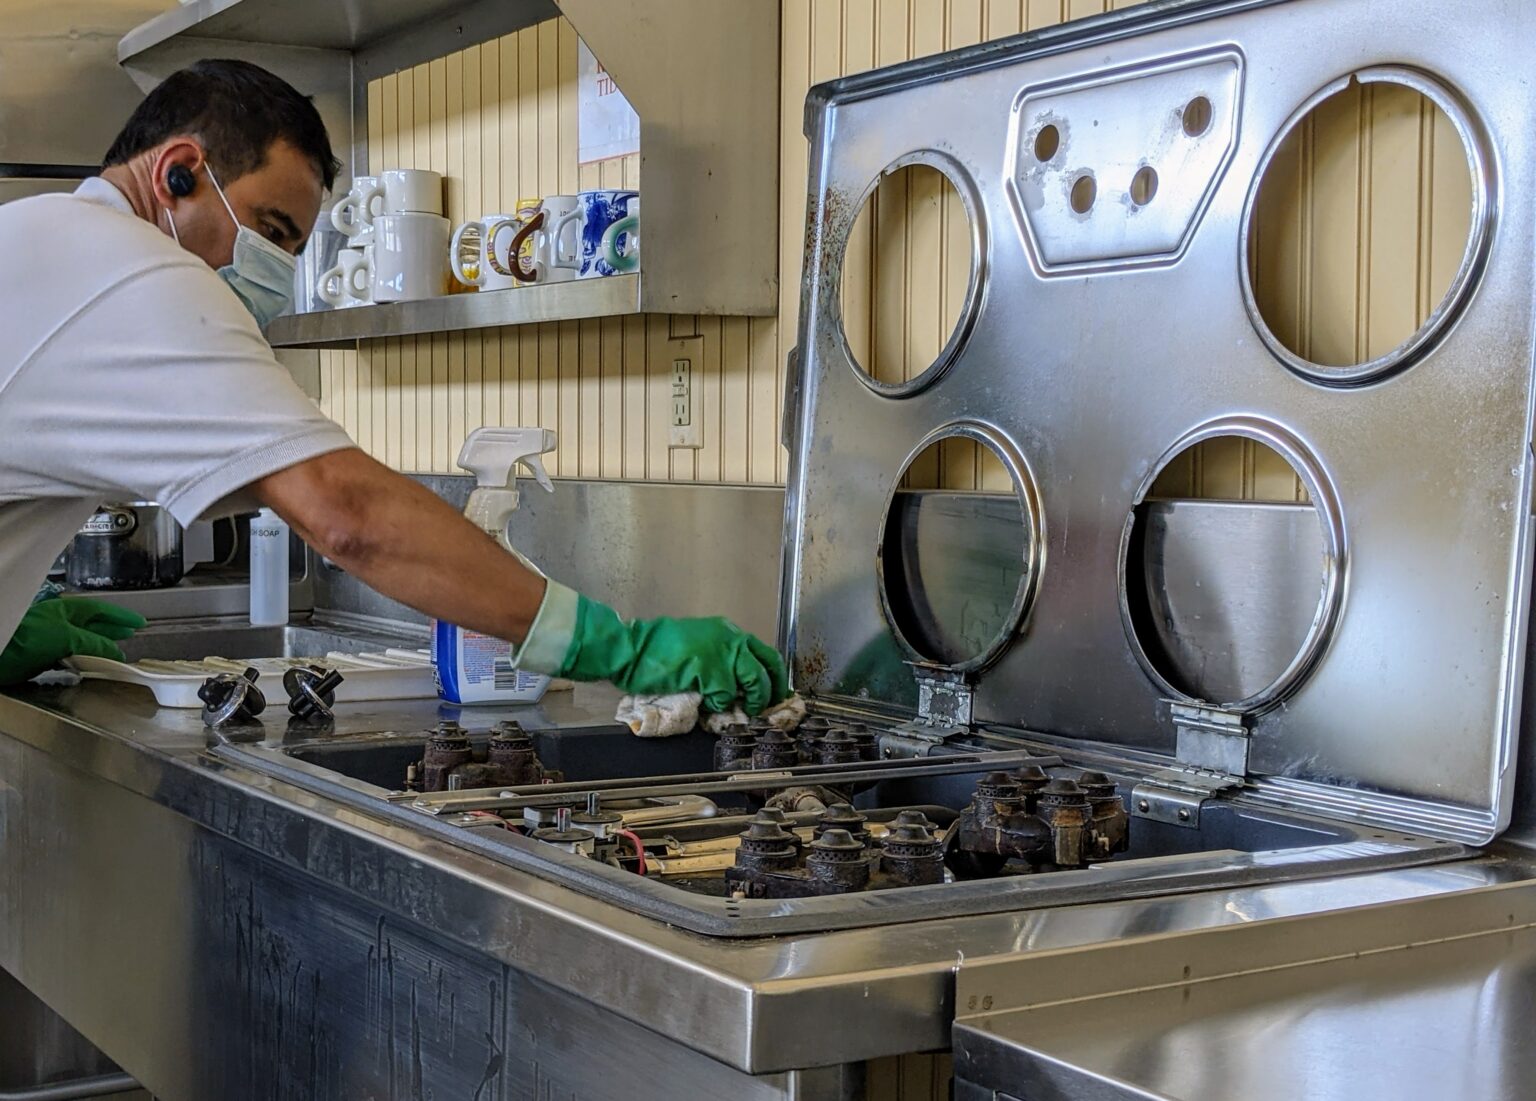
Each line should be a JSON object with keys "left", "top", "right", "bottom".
{"left": 1, "top": 684, "right": 1528, "bottom": 1075}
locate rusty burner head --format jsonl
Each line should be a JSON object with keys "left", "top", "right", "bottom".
{"left": 420, "top": 721, "right": 475, "bottom": 792}
{"left": 751, "top": 729, "right": 799, "bottom": 770}
{"left": 880, "top": 811, "right": 945, "bottom": 887}
{"left": 806, "top": 828, "right": 871, "bottom": 891}
{"left": 815, "top": 803, "right": 871, "bottom": 846}
{"left": 714, "top": 723, "right": 758, "bottom": 771}
{"left": 817, "top": 729, "right": 862, "bottom": 766}
{"left": 734, "top": 813, "right": 800, "bottom": 875}
{"left": 487, "top": 720, "right": 542, "bottom": 784}
{"left": 1014, "top": 764, "right": 1050, "bottom": 792}
{"left": 842, "top": 723, "right": 880, "bottom": 761}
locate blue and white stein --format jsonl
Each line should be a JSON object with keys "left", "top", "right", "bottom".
{"left": 602, "top": 196, "right": 640, "bottom": 274}
{"left": 548, "top": 189, "right": 640, "bottom": 279}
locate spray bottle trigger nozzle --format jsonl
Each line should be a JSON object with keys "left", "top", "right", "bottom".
{"left": 519, "top": 454, "right": 554, "bottom": 494}
{"left": 456, "top": 427, "right": 558, "bottom": 491}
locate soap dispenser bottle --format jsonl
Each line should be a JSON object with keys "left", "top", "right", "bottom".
{"left": 432, "top": 427, "right": 558, "bottom": 704}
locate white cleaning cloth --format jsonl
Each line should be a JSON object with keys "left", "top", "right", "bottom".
{"left": 616, "top": 692, "right": 702, "bottom": 738}
{"left": 700, "top": 693, "right": 808, "bottom": 735}
{"left": 616, "top": 692, "right": 808, "bottom": 738}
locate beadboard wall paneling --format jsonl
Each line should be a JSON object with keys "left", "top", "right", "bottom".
{"left": 318, "top": 0, "right": 1471, "bottom": 509}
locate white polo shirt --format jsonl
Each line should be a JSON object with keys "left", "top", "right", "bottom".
{"left": 0, "top": 178, "right": 355, "bottom": 645}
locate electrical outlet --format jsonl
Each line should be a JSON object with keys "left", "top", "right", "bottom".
{"left": 669, "top": 356, "right": 702, "bottom": 448}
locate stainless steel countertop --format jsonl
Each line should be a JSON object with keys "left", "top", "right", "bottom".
{"left": 3, "top": 674, "right": 1533, "bottom": 1075}
{"left": 954, "top": 873, "right": 1536, "bottom": 1099}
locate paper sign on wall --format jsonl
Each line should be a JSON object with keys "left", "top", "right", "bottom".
{"left": 578, "top": 40, "right": 639, "bottom": 165}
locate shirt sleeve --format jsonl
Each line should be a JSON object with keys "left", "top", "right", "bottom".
{"left": 8, "top": 257, "right": 357, "bottom": 527}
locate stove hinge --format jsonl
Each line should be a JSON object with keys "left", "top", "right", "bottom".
{"left": 882, "top": 664, "right": 974, "bottom": 756}
{"left": 1131, "top": 701, "right": 1252, "bottom": 828}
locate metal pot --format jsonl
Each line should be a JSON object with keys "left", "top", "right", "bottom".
{"left": 66, "top": 503, "right": 184, "bottom": 590}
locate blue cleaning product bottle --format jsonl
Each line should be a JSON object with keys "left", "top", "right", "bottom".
{"left": 432, "top": 426, "right": 558, "bottom": 705}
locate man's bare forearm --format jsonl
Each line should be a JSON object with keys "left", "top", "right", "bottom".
{"left": 253, "top": 448, "right": 549, "bottom": 644}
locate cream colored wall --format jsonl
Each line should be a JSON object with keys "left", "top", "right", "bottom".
{"left": 317, "top": 0, "right": 1470, "bottom": 506}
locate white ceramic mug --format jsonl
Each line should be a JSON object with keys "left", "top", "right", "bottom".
{"left": 318, "top": 246, "right": 371, "bottom": 308}
{"left": 295, "top": 218, "right": 346, "bottom": 312}
{"left": 330, "top": 176, "right": 378, "bottom": 247}
{"left": 364, "top": 169, "right": 444, "bottom": 217}
{"left": 449, "top": 214, "right": 522, "bottom": 292}
{"left": 499, "top": 195, "right": 580, "bottom": 285}
{"left": 354, "top": 213, "right": 450, "bottom": 302}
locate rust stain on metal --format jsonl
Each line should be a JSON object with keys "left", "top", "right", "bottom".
{"left": 797, "top": 642, "right": 830, "bottom": 686}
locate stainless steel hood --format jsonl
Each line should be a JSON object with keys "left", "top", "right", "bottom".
{"left": 0, "top": 0, "right": 174, "bottom": 200}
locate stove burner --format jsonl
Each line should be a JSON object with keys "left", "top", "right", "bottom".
{"left": 724, "top": 807, "right": 953, "bottom": 898}
{"left": 880, "top": 812, "right": 946, "bottom": 887}
{"left": 487, "top": 721, "right": 544, "bottom": 785}
{"left": 945, "top": 770, "right": 1129, "bottom": 878}
{"left": 1014, "top": 764, "right": 1049, "bottom": 802}
{"left": 1078, "top": 771, "right": 1129, "bottom": 858}
{"left": 817, "top": 729, "right": 862, "bottom": 766}
{"left": 844, "top": 723, "right": 881, "bottom": 761}
{"left": 815, "top": 803, "right": 871, "bottom": 847}
{"left": 733, "top": 814, "right": 800, "bottom": 876}
{"left": 714, "top": 724, "right": 757, "bottom": 772}
{"left": 1036, "top": 778, "right": 1092, "bottom": 868}
{"left": 410, "top": 719, "right": 558, "bottom": 793}
{"left": 751, "top": 729, "right": 799, "bottom": 770}
{"left": 807, "top": 828, "right": 871, "bottom": 891}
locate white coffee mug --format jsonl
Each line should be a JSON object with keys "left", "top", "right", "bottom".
{"left": 364, "top": 169, "right": 444, "bottom": 217}
{"left": 295, "top": 218, "right": 346, "bottom": 312}
{"left": 318, "top": 246, "right": 371, "bottom": 308}
{"left": 354, "top": 213, "right": 450, "bottom": 302}
{"left": 450, "top": 214, "right": 522, "bottom": 292}
{"left": 499, "top": 195, "right": 580, "bottom": 285}
{"left": 330, "top": 176, "right": 378, "bottom": 247}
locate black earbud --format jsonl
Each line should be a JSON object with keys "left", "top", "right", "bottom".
{"left": 166, "top": 164, "right": 196, "bottom": 198}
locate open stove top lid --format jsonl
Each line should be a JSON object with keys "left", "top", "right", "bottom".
{"left": 780, "top": 0, "right": 1536, "bottom": 844}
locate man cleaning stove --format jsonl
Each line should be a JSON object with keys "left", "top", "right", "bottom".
{"left": 0, "top": 59, "right": 787, "bottom": 717}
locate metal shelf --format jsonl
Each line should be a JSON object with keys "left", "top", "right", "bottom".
{"left": 118, "top": 0, "right": 781, "bottom": 322}
{"left": 265, "top": 274, "right": 641, "bottom": 349}
{"left": 119, "top": 0, "right": 560, "bottom": 82}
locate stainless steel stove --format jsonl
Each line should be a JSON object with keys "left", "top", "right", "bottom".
{"left": 217, "top": 710, "right": 1462, "bottom": 938}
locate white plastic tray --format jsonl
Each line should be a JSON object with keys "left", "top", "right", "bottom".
{"left": 66, "top": 649, "right": 438, "bottom": 708}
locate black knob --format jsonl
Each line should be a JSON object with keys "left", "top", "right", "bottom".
{"left": 283, "top": 665, "right": 345, "bottom": 720}
{"left": 198, "top": 667, "right": 266, "bottom": 727}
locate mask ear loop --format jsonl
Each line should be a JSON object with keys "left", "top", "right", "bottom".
{"left": 162, "top": 205, "right": 180, "bottom": 243}
{"left": 204, "top": 164, "right": 242, "bottom": 228}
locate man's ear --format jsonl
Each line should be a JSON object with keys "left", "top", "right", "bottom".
{"left": 147, "top": 139, "right": 206, "bottom": 209}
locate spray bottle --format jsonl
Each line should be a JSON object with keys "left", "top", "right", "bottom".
{"left": 432, "top": 427, "right": 558, "bottom": 705}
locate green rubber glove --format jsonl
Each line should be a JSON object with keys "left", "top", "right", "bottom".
{"left": 0, "top": 598, "right": 147, "bottom": 686}
{"left": 516, "top": 581, "right": 789, "bottom": 714}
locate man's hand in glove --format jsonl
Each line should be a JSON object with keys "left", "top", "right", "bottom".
{"left": 0, "top": 598, "right": 147, "bottom": 686}
{"left": 518, "top": 582, "right": 789, "bottom": 714}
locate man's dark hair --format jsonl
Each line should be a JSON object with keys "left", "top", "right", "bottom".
{"left": 104, "top": 58, "right": 341, "bottom": 192}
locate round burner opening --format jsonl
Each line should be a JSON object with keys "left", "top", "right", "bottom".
{"left": 839, "top": 153, "right": 985, "bottom": 397}
{"left": 1242, "top": 67, "right": 1490, "bottom": 386}
{"left": 876, "top": 424, "right": 1042, "bottom": 672}
{"left": 1119, "top": 419, "right": 1347, "bottom": 711}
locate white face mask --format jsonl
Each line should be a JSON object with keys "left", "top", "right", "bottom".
{"left": 164, "top": 164, "right": 297, "bottom": 327}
